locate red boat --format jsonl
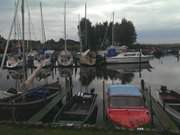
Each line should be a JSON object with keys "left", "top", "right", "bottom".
{"left": 107, "top": 84, "right": 151, "bottom": 129}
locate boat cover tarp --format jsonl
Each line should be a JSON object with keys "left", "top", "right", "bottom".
{"left": 108, "top": 84, "right": 141, "bottom": 96}
{"left": 106, "top": 47, "right": 117, "bottom": 57}
{"left": 26, "top": 87, "right": 49, "bottom": 98}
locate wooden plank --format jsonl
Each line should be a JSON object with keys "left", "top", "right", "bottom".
{"left": 28, "top": 92, "right": 64, "bottom": 123}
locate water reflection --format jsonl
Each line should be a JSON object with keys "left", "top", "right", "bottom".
{"left": 0, "top": 61, "right": 153, "bottom": 124}
{"left": 80, "top": 67, "right": 96, "bottom": 86}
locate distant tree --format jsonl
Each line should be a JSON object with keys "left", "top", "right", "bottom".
{"left": 115, "top": 18, "right": 137, "bottom": 46}
{"left": 78, "top": 18, "right": 137, "bottom": 50}
{"left": 78, "top": 18, "right": 93, "bottom": 51}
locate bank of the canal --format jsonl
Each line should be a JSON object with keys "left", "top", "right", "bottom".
{"left": 0, "top": 124, "right": 162, "bottom": 135}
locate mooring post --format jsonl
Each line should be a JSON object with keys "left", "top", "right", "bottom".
{"left": 139, "top": 48, "right": 142, "bottom": 78}
{"left": 149, "top": 86, "right": 154, "bottom": 125}
{"left": 103, "top": 80, "right": 106, "bottom": 120}
{"left": 141, "top": 79, "right": 145, "bottom": 102}
{"left": 141, "top": 79, "right": 145, "bottom": 91}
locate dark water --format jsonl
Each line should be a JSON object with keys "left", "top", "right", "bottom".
{"left": 0, "top": 55, "right": 180, "bottom": 126}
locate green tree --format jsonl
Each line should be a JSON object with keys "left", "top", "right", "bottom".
{"left": 115, "top": 18, "right": 137, "bottom": 46}
{"left": 78, "top": 18, "right": 93, "bottom": 51}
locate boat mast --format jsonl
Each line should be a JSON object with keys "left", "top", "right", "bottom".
{"left": 40, "top": 2, "right": 46, "bottom": 44}
{"left": 64, "top": 0, "right": 67, "bottom": 52}
{"left": 112, "top": 12, "right": 114, "bottom": 46}
{"left": 27, "top": 0, "right": 31, "bottom": 51}
{"left": 78, "top": 14, "right": 82, "bottom": 54}
{"left": 85, "top": 2, "right": 87, "bottom": 50}
{"left": 0, "top": 0, "right": 20, "bottom": 69}
{"left": 22, "top": 0, "right": 27, "bottom": 79}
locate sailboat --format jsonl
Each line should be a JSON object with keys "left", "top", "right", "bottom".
{"left": 33, "top": 2, "right": 53, "bottom": 68}
{"left": 6, "top": 2, "right": 23, "bottom": 69}
{"left": 57, "top": 0, "right": 73, "bottom": 67}
{"left": 79, "top": 3, "right": 96, "bottom": 66}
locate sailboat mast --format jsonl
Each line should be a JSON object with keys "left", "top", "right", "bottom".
{"left": 78, "top": 14, "right": 82, "bottom": 53}
{"left": 85, "top": 2, "right": 87, "bottom": 50}
{"left": 112, "top": 12, "right": 114, "bottom": 46}
{"left": 27, "top": 0, "right": 31, "bottom": 51}
{"left": 64, "top": 0, "right": 67, "bottom": 51}
{"left": 22, "top": 0, "right": 27, "bottom": 79}
{"left": 40, "top": 2, "right": 46, "bottom": 44}
{"left": 0, "top": 0, "right": 20, "bottom": 69}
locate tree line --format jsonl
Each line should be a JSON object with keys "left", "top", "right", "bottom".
{"left": 78, "top": 18, "right": 137, "bottom": 51}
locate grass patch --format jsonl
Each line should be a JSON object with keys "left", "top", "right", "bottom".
{"left": 0, "top": 124, "right": 160, "bottom": 135}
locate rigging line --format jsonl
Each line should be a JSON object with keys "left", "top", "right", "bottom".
{"left": 64, "top": 0, "right": 67, "bottom": 51}
{"left": 40, "top": 2, "right": 46, "bottom": 44}
{"left": 27, "top": 0, "right": 32, "bottom": 51}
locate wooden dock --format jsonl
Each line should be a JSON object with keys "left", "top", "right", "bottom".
{"left": 28, "top": 92, "right": 64, "bottom": 123}
{"left": 141, "top": 82, "right": 180, "bottom": 134}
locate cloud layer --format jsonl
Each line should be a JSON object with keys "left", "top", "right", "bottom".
{"left": 0, "top": 0, "right": 180, "bottom": 43}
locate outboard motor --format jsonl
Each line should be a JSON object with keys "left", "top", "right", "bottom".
{"left": 160, "top": 85, "right": 167, "bottom": 93}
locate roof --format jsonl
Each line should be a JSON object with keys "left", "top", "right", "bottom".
{"left": 108, "top": 84, "right": 142, "bottom": 96}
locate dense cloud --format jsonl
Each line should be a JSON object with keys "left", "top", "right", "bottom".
{"left": 0, "top": 0, "right": 180, "bottom": 43}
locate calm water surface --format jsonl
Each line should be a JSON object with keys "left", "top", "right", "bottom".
{"left": 0, "top": 55, "right": 180, "bottom": 126}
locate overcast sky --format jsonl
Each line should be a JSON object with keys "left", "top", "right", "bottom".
{"left": 0, "top": 0, "right": 180, "bottom": 44}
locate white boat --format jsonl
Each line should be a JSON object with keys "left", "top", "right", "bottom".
{"left": 57, "top": 1, "right": 73, "bottom": 67}
{"left": 33, "top": 3, "right": 53, "bottom": 68}
{"left": 80, "top": 49, "right": 96, "bottom": 66}
{"left": 33, "top": 50, "right": 54, "bottom": 68}
{"left": 79, "top": 3, "right": 96, "bottom": 66}
{"left": 6, "top": 55, "right": 23, "bottom": 68}
{"left": 58, "top": 50, "right": 73, "bottom": 67}
{"left": 106, "top": 51, "right": 152, "bottom": 64}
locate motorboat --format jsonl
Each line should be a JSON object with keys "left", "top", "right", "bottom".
{"left": 106, "top": 51, "right": 152, "bottom": 64}
{"left": 106, "top": 84, "right": 151, "bottom": 128}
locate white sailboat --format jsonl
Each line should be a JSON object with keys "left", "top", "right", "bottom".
{"left": 6, "top": 1, "right": 23, "bottom": 69}
{"left": 79, "top": 3, "right": 96, "bottom": 66}
{"left": 33, "top": 2, "right": 53, "bottom": 68}
{"left": 6, "top": 55, "right": 23, "bottom": 68}
{"left": 57, "top": 0, "right": 73, "bottom": 67}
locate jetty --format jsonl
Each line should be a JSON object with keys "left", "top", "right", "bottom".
{"left": 28, "top": 92, "right": 64, "bottom": 123}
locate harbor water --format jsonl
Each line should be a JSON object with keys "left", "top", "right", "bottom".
{"left": 0, "top": 55, "right": 180, "bottom": 127}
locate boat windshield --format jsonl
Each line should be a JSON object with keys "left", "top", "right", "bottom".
{"left": 109, "top": 96, "right": 144, "bottom": 108}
